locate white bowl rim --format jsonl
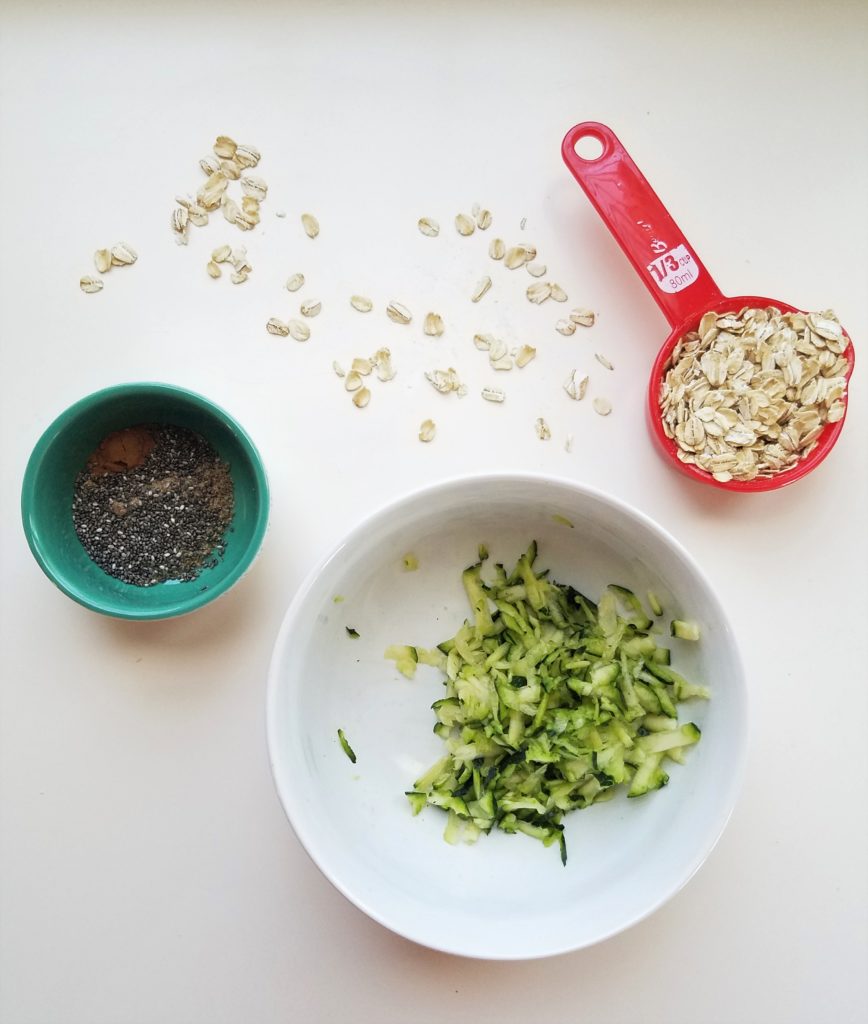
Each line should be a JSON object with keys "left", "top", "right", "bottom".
{"left": 266, "top": 471, "right": 749, "bottom": 959}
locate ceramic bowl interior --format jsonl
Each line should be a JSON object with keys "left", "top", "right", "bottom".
{"left": 267, "top": 474, "right": 747, "bottom": 959}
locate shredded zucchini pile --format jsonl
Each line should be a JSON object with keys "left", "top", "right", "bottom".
{"left": 386, "top": 542, "right": 708, "bottom": 865}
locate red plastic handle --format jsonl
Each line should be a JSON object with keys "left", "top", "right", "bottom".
{"left": 562, "top": 122, "right": 725, "bottom": 329}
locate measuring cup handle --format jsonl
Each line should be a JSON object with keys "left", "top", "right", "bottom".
{"left": 562, "top": 122, "right": 725, "bottom": 329}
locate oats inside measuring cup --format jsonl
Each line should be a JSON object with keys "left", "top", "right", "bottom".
{"left": 659, "top": 307, "right": 849, "bottom": 481}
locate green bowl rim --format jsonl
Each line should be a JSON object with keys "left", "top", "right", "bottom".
{"left": 20, "top": 381, "right": 270, "bottom": 620}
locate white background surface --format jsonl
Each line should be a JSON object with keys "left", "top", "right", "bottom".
{"left": 1, "top": 1, "right": 866, "bottom": 1021}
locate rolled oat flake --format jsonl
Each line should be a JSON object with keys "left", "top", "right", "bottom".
{"left": 72, "top": 425, "right": 235, "bottom": 586}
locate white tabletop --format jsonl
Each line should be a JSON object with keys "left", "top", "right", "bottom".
{"left": 1, "top": 1, "right": 866, "bottom": 1021}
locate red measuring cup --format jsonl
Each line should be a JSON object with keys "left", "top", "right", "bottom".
{"left": 561, "top": 122, "right": 855, "bottom": 492}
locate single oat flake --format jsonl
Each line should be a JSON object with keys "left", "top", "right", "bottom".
{"left": 556, "top": 319, "right": 577, "bottom": 336}
{"left": 266, "top": 318, "right": 290, "bottom": 336}
{"left": 595, "top": 353, "right": 614, "bottom": 371}
{"left": 424, "top": 312, "right": 444, "bottom": 336}
{"left": 212, "top": 245, "right": 232, "bottom": 264}
{"left": 472, "top": 276, "right": 492, "bottom": 303}
{"left": 288, "top": 319, "right": 310, "bottom": 341}
{"left": 455, "top": 213, "right": 475, "bottom": 236}
{"left": 80, "top": 276, "right": 104, "bottom": 294}
{"left": 301, "top": 213, "right": 320, "bottom": 239}
{"left": 481, "top": 386, "right": 506, "bottom": 403}
{"left": 570, "top": 308, "right": 596, "bottom": 328}
{"left": 94, "top": 249, "right": 112, "bottom": 274}
{"left": 286, "top": 273, "right": 305, "bottom": 292}
{"left": 350, "top": 295, "right": 373, "bottom": 312}
{"left": 418, "top": 217, "right": 440, "bottom": 237}
{"left": 488, "top": 238, "right": 506, "bottom": 260}
{"left": 240, "top": 175, "right": 267, "bottom": 201}
{"left": 110, "top": 243, "right": 137, "bottom": 266}
{"left": 353, "top": 387, "right": 371, "bottom": 409}
{"left": 526, "top": 262, "right": 547, "bottom": 278}
{"left": 300, "top": 299, "right": 322, "bottom": 318}
{"left": 563, "top": 371, "right": 589, "bottom": 401}
{"left": 234, "top": 144, "right": 261, "bottom": 169}
{"left": 535, "top": 418, "right": 552, "bottom": 441}
{"left": 504, "top": 245, "right": 533, "bottom": 270}
{"left": 214, "top": 135, "right": 237, "bottom": 159}
{"left": 419, "top": 419, "right": 436, "bottom": 442}
{"left": 475, "top": 208, "right": 492, "bottom": 230}
{"left": 206, "top": 261, "right": 222, "bottom": 279}
{"left": 373, "top": 348, "right": 396, "bottom": 382}
{"left": 387, "top": 301, "right": 412, "bottom": 325}
{"left": 527, "top": 282, "right": 552, "bottom": 304}
{"left": 425, "top": 367, "right": 465, "bottom": 395}
{"left": 593, "top": 397, "right": 613, "bottom": 416}
{"left": 515, "top": 345, "right": 536, "bottom": 368}
{"left": 549, "top": 284, "right": 568, "bottom": 303}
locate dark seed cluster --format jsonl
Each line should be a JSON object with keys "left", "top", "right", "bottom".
{"left": 72, "top": 424, "right": 234, "bottom": 587}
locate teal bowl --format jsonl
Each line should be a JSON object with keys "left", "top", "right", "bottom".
{"left": 21, "top": 382, "right": 270, "bottom": 620}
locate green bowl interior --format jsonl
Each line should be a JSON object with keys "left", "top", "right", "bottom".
{"left": 21, "top": 384, "right": 269, "bottom": 619}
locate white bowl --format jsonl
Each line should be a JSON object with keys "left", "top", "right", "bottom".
{"left": 267, "top": 474, "right": 748, "bottom": 959}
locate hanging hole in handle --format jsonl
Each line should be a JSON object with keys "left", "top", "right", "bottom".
{"left": 573, "top": 133, "right": 605, "bottom": 161}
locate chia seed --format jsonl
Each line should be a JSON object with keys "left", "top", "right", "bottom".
{"left": 72, "top": 424, "right": 235, "bottom": 587}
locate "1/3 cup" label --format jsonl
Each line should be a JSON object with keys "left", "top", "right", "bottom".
{"left": 646, "top": 244, "right": 700, "bottom": 293}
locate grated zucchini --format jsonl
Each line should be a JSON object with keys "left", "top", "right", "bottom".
{"left": 395, "top": 543, "right": 708, "bottom": 864}
{"left": 337, "top": 728, "right": 357, "bottom": 763}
